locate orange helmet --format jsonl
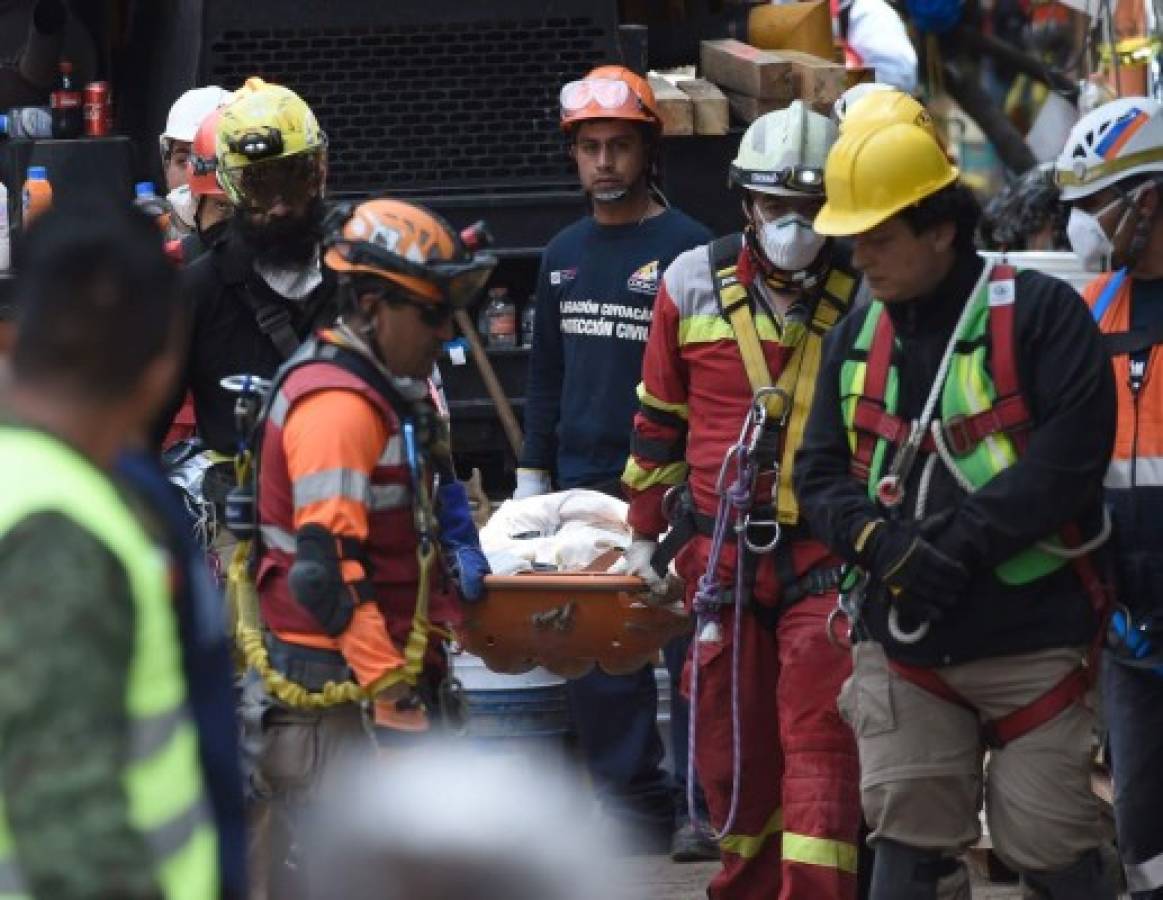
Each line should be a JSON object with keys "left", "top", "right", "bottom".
{"left": 324, "top": 198, "right": 497, "bottom": 309}
{"left": 188, "top": 108, "right": 226, "bottom": 199}
{"left": 559, "top": 65, "right": 661, "bottom": 133}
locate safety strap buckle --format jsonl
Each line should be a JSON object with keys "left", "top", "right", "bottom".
{"left": 940, "top": 414, "right": 978, "bottom": 457}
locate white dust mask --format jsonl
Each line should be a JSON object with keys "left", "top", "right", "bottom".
{"left": 758, "top": 213, "right": 826, "bottom": 272}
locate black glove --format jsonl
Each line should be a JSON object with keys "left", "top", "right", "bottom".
{"left": 865, "top": 513, "right": 970, "bottom": 622}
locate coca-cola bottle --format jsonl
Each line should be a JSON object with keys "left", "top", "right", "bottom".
{"left": 50, "top": 59, "right": 83, "bottom": 139}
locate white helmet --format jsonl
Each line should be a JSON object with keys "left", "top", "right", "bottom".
{"left": 729, "top": 100, "right": 836, "bottom": 196}
{"left": 1054, "top": 97, "right": 1163, "bottom": 201}
{"left": 832, "top": 82, "right": 897, "bottom": 123}
{"left": 159, "top": 85, "right": 231, "bottom": 157}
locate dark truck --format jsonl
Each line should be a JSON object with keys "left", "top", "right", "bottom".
{"left": 0, "top": 0, "right": 767, "bottom": 494}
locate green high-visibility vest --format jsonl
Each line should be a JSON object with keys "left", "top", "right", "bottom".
{"left": 0, "top": 428, "right": 217, "bottom": 899}
{"left": 839, "top": 274, "right": 1068, "bottom": 585}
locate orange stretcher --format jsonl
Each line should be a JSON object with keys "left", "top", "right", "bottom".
{"left": 457, "top": 572, "right": 692, "bottom": 680}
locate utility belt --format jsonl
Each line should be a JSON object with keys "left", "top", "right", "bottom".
{"left": 696, "top": 566, "right": 846, "bottom": 630}
{"left": 264, "top": 632, "right": 352, "bottom": 692}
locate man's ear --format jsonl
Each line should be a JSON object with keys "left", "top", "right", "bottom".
{"left": 929, "top": 219, "right": 957, "bottom": 254}
{"left": 1139, "top": 181, "right": 1160, "bottom": 220}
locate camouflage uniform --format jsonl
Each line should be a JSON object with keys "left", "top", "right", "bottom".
{"left": 0, "top": 511, "right": 163, "bottom": 900}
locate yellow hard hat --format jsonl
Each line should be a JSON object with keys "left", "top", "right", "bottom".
{"left": 839, "top": 90, "right": 939, "bottom": 142}
{"left": 216, "top": 77, "right": 326, "bottom": 206}
{"left": 814, "top": 123, "right": 960, "bottom": 237}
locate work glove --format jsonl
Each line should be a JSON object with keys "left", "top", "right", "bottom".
{"left": 436, "top": 480, "right": 490, "bottom": 604}
{"left": 513, "top": 467, "right": 552, "bottom": 500}
{"left": 863, "top": 512, "right": 969, "bottom": 623}
{"left": 608, "top": 539, "right": 682, "bottom": 605}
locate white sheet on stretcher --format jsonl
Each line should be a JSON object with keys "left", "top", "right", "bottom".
{"left": 479, "top": 489, "right": 631, "bottom": 575}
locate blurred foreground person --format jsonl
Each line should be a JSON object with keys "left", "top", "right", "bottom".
{"left": 301, "top": 741, "right": 625, "bottom": 900}
{"left": 0, "top": 200, "right": 217, "bottom": 898}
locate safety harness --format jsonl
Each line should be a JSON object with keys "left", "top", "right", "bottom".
{"left": 841, "top": 263, "right": 1110, "bottom": 747}
{"left": 225, "top": 336, "right": 441, "bottom": 709}
{"left": 684, "top": 236, "right": 855, "bottom": 841}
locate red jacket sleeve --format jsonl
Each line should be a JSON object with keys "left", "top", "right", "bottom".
{"left": 622, "top": 277, "right": 690, "bottom": 537}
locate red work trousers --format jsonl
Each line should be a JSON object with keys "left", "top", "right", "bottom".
{"left": 679, "top": 538, "right": 861, "bottom": 900}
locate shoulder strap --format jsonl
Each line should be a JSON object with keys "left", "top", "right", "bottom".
{"left": 1091, "top": 268, "right": 1127, "bottom": 323}
{"left": 239, "top": 283, "right": 304, "bottom": 360}
{"left": 1103, "top": 321, "right": 1163, "bottom": 356}
{"left": 707, "top": 235, "right": 793, "bottom": 421}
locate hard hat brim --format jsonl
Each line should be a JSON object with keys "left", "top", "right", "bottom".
{"left": 814, "top": 167, "right": 959, "bottom": 236}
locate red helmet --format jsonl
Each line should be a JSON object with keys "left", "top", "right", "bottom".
{"left": 188, "top": 108, "right": 226, "bottom": 199}
{"left": 559, "top": 65, "right": 661, "bottom": 133}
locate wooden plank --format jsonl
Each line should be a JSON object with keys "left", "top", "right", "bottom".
{"left": 746, "top": 0, "right": 836, "bottom": 61}
{"left": 647, "top": 75, "right": 694, "bottom": 136}
{"left": 676, "top": 78, "right": 729, "bottom": 135}
{"left": 775, "top": 49, "right": 849, "bottom": 108}
{"left": 722, "top": 89, "right": 787, "bottom": 124}
{"left": 845, "top": 66, "right": 876, "bottom": 90}
{"left": 700, "top": 38, "right": 795, "bottom": 101}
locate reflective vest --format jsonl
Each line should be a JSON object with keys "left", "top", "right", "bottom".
{"left": 256, "top": 335, "right": 459, "bottom": 647}
{"left": 0, "top": 428, "right": 216, "bottom": 900}
{"left": 839, "top": 264, "right": 1069, "bottom": 584}
{"left": 1084, "top": 269, "right": 1163, "bottom": 491}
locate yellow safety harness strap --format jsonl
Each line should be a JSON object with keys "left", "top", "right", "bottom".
{"left": 710, "top": 236, "right": 852, "bottom": 525}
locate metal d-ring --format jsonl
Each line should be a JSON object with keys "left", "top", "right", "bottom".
{"left": 887, "top": 606, "right": 930, "bottom": 644}
{"left": 741, "top": 514, "right": 781, "bottom": 553}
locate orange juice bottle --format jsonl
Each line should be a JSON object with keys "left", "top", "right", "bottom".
{"left": 21, "top": 166, "right": 52, "bottom": 227}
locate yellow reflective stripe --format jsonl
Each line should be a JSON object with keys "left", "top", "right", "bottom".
{"left": 782, "top": 832, "right": 859, "bottom": 874}
{"left": 719, "top": 807, "right": 783, "bottom": 860}
{"left": 678, "top": 313, "right": 780, "bottom": 346}
{"left": 126, "top": 725, "right": 203, "bottom": 831}
{"left": 637, "top": 383, "right": 689, "bottom": 420}
{"left": 622, "top": 457, "right": 688, "bottom": 491}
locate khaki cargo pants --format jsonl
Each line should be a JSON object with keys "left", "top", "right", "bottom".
{"left": 838, "top": 641, "right": 1106, "bottom": 875}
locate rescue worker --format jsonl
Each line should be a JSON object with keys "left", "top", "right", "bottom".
{"left": 0, "top": 200, "right": 218, "bottom": 898}
{"left": 981, "top": 163, "right": 1067, "bottom": 252}
{"left": 620, "top": 101, "right": 863, "bottom": 899}
{"left": 159, "top": 84, "right": 231, "bottom": 234}
{"left": 165, "top": 106, "right": 235, "bottom": 266}
{"left": 829, "top": 0, "right": 918, "bottom": 93}
{"left": 249, "top": 197, "right": 492, "bottom": 897}
{"left": 1054, "top": 97, "right": 1163, "bottom": 900}
{"left": 515, "top": 64, "right": 713, "bottom": 857}
{"left": 157, "top": 76, "right": 336, "bottom": 457}
{"left": 796, "top": 121, "right": 1117, "bottom": 898}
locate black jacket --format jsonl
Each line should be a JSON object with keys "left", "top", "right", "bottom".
{"left": 794, "top": 250, "right": 1116, "bottom": 666}
{"left": 157, "top": 225, "right": 338, "bottom": 454}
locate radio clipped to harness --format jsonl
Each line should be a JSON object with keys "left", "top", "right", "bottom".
{"left": 219, "top": 374, "right": 273, "bottom": 541}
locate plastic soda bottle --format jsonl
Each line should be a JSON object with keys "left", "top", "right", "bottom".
{"left": 21, "top": 166, "right": 53, "bottom": 227}
{"left": 484, "top": 286, "right": 517, "bottom": 348}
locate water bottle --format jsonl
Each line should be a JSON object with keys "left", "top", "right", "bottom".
{"left": 0, "top": 181, "right": 10, "bottom": 271}
{"left": 50, "top": 59, "right": 83, "bottom": 139}
{"left": 521, "top": 298, "right": 536, "bottom": 347}
{"left": 21, "top": 166, "right": 52, "bottom": 227}
{"left": 1, "top": 107, "right": 53, "bottom": 139}
{"left": 133, "top": 181, "right": 171, "bottom": 233}
{"left": 484, "top": 286, "right": 517, "bottom": 349}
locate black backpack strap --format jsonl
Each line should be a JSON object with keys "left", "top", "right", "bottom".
{"left": 1103, "top": 323, "right": 1163, "bottom": 357}
{"left": 706, "top": 233, "right": 747, "bottom": 318}
{"left": 239, "top": 284, "right": 304, "bottom": 360}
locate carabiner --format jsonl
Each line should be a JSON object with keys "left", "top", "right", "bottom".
{"left": 751, "top": 385, "right": 791, "bottom": 426}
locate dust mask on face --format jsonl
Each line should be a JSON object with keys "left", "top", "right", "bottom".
{"left": 1067, "top": 192, "right": 1135, "bottom": 272}
{"left": 757, "top": 212, "right": 826, "bottom": 272}
{"left": 167, "top": 184, "right": 198, "bottom": 234}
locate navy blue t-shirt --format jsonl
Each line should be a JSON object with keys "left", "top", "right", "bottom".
{"left": 521, "top": 209, "right": 711, "bottom": 488}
